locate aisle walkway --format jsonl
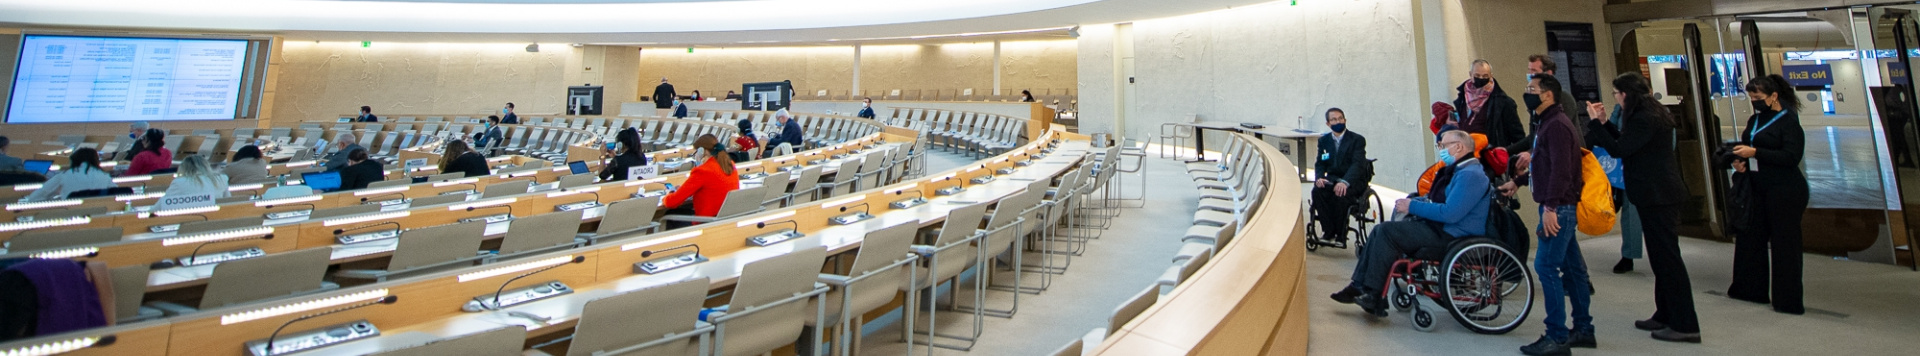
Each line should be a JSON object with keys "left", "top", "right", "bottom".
{"left": 856, "top": 149, "right": 1195, "bottom": 355}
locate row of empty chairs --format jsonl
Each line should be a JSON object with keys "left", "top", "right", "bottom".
{"left": 883, "top": 108, "right": 1028, "bottom": 158}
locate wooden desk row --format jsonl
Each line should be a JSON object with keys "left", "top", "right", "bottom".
{"left": 1089, "top": 132, "right": 1308, "bottom": 356}
{"left": 1, "top": 129, "right": 1084, "bottom": 356}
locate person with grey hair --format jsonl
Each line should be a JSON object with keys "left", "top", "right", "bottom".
{"left": 652, "top": 78, "right": 677, "bottom": 111}
{"left": 325, "top": 132, "right": 363, "bottom": 172}
{"left": 158, "top": 155, "right": 229, "bottom": 210}
{"left": 120, "top": 121, "right": 152, "bottom": 160}
{"left": 1452, "top": 59, "right": 1527, "bottom": 150}
{"left": 1331, "top": 130, "right": 1491, "bottom": 320}
{"left": 768, "top": 108, "right": 804, "bottom": 158}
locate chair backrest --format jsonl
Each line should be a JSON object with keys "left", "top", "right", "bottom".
{"left": 712, "top": 185, "right": 766, "bottom": 218}
{"left": 427, "top": 172, "right": 465, "bottom": 182}
{"left": 405, "top": 193, "right": 468, "bottom": 208}
{"left": 201, "top": 247, "right": 331, "bottom": 309}
{"left": 722, "top": 246, "right": 827, "bottom": 356}
{"left": 596, "top": 196, "right": 662, "bottom": 235}
{"left": 558, "top": 173, "right": 595, "bottom": 189}
{"left": 1110, "top": 285, "right": 1161, "bottom": 332}
{"left": 843, "top": 221, "right": 915, "bottom": 310}
{"left": 372, "top": 326, "right": 526, "bottom": 356}
{"left": 568, "top": 277, "right": 709, "bottom": 356}
{"left": 368, "top": 179, "right": 409, "bottom": 189}
{"left": 480, "top": 180, "right": 532, "bottom": 199}
{"left": 387, "top": 221, "right": 486, "bottom": 272}
{"left": 499, "top": 209, "right": 584, "bottom": 255}
{"left": 178, "top": 216, "right": 265, "bottom": 235}
{"left": 9, "top": 226, "right": 122, "bottom": 252}
{"left": 27, "top": 206, "right": 108, "bottom": 221}
{"left": 108, "top": 264, "right": 151, "bottom": 322}
{"left": 261, "top": 185, "right": 313, "bottom": 200}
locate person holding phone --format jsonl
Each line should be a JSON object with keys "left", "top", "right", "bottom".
{"left": 598, "top": 128, "right": 650, "bottom": 181}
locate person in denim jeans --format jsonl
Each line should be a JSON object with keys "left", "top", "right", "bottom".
{"left": 1510, "top": 75, "right": 1593, "bottom": 356}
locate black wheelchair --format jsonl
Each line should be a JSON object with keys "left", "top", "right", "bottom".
{"left": 1304, "top": 184, "right": 1383, "bottom": 252}
{"left": 1383, "top": 236, "right": 1533, "bottom": 334}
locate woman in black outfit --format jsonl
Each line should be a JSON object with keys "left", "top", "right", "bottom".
{"left": 1585, "top": 73, "right": 1700, "bottom": 342}
{"left": 1728, "top": 74, "right": 1808, "bottom": 315}
{"left": 599, "top": 128, "right": 650, "bottom": 181}
{"left": 439, "top": 140, "right": 491, "bottom": 177}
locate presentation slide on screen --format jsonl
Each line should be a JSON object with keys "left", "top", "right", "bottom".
{"left": 6, "top": 35, "right": 249, "bottom": 124}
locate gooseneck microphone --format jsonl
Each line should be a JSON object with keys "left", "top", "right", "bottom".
{"left": 465, "top": 204, "right": 514, "bottom": 218}
{"left": 756, "top": 220, "right": 799, "bottom": 231}
{"left": 839, "top": 202, "right": 871, "bottom": 214}
{"left": 358, "top": 192, "right": 406, "bottom": 203}
{"left": 639, "top": 243, "right": 701, "bottom": 258}
{"left": 185, "top": 233, "right": 274, "bottom": 266}
{"left": 895, "top": 189, "right": 922, "bottom": 198}
{"left": 490, "top": 256, "right": 588, "bottom": 309}
{"left": 334, "top": 221, "right": 402, "bottom": 236}
{"left": 264, "top": 295, "right": 398, "bottom": 356}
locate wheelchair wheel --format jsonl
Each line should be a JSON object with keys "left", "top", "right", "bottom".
{"left": 1440, "top": 239, "right": 1533, "bottom": 335}
{"left": 1411, "top": 308, "right": 1437, "bottom": 332}
{"left": 1390, "top": 279, "right": 1414, "bottom": 311}
{"left": 1303, "top": 213, "right": 1322, "bottom": 252}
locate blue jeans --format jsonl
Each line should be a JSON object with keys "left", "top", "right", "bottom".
{"left": 1536, "top": 205, "right": 1593, "bottom": 341}
{"left": 1619, "top": 198, "right": 1643, "bottom": 259}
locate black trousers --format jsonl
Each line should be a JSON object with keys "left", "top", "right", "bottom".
{"left": 1638, "top": 203, "right": 1699, "bottom": 333}
{"left": 1311, "top": 184, "right": 1354, "bottom": 239}
{"left": 1349, "top": 220, "right": 1449, "bottom": 294}
{"left": 1730, "top": 180, "right": 1808, "bottom": 314}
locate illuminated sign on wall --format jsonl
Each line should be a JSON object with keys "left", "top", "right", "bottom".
{"left": 1782, "top": 64, "right": 1834, "bottom": 87}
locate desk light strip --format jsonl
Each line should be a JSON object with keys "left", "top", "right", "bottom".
{"left": 323, "top": 211, "right": 411, "bottom": 227}
{"left": 3, "top": 336, "right": 101, "bottom": 356}
{"left": 0, "top": 216, "right": 90, "bottom": 232}
{"left": 458, "top": 255, "right": 575, "bottom": 283}
{"left": 6, "top": 199, "right": 82, "bottom": 211}
{"left": 161, "top": 226, "right": 274, "bottom": 246}
{"left": 736, "top": 211, "right": 796, "bottom": 228}
{"left": 221, "top": 289, "right": 389, "bottom": 325}
{"left": 29, "top": 246, "right": 97, "bottom": 259}
{"left": 255, "top": 195, "right": 322, "bottom": 207}
{"left": 622, "top": 230, "right": 702, "bottom": 251}
{"left": 448, "top": 198, "right": 516, "bottom": 211}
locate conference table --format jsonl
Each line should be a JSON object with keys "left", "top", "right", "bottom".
{"left": 122, "top": 145, "right": 891, "bottom": 293}
{"left": 253, "top": 139, "right": 1091, "bottom": 355}
{"left": 1172, "top": 121, "right": 1316, "bottom": 180}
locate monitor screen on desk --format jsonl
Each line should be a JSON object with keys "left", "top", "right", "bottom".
{"left": 301, "top": 171, "right": 342, "bottom": 192}
{"left": 22, "top": 160, "right": 51, "bottom": 175}
{"left": 568, "top": 161, "right": 588, "bottom": 175}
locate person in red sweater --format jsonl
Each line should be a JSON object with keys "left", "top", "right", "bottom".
{"left": 661, "top": 134, "right": 740, "bottom": 227}
{"left": 124, "top": 129, "right": 173, "bottom": 176}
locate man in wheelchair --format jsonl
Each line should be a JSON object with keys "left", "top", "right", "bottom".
{"left": 1331, "top": 130, "right": 1490, "bottom": 317}
{"left": 1310, "top": 108, "right": 1373, "bottom": 244}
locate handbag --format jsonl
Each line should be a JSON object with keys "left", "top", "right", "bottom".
{"left": 1726, "top": 172, "right": 1755, "bottom": 235}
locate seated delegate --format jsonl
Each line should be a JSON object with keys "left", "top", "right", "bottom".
{"left": 123, "top": 129, "right": 173, "bottom": 176}
{"left": 439, "top": 140, "right": 491, "bottom": 178}
{"left": 337, "top": 149, "right": 385, "bottom": 191}
{"left": 598, "top": 129, "right": 651, "bottom": 181}
{"left": 225, "top": 145, "right": 271, "bottom": 185}
{"left": 659, "top": 135, "right": 740, "bottom": 227}
{"left": 1330, "top": 130, "right": 1491, "bottom": 316}
{"left": 24, "top": 148, "right": 115, "bottom": 201}
{"left": 1309, "top": 108, "right": 1372, "bottom": 244}
{"left": 159, "top": 155, "right": 230, "bottom": 210}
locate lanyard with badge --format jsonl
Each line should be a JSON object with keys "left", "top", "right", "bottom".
{"left": 1744, "top": 110, "right": 1788, "bottom": 171}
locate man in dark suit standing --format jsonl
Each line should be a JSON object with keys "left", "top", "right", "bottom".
{"left": 1311, "top": 108, "right": 1372, "bottom": 244}
{"left": 653, "top": 78, "right": 677, "bottom": 116}
{"left": 357, "top": 106, "right": 378, "bottom": 122}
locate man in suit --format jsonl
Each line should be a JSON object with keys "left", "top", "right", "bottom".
{"left": 856, "top": 97, "right": 876, "bottom": 119}
{"left": 325, "top": 132, "right": 363, "bottom": 172}
{"left": 473, "top": 115, "right": 506, "bottom": 154}
{"left": 0, "top": 136, "right": 23, "bottom": 172}
{"left": 500, "top": 102, "right": 519, "bottom": 124}
{"left": 357, "top": 106, "right": 378, "bottom": 122}
{"left": 653, "top": 78, "right": 676, "bottom": 116}
{"left": 1311, "top": 108, "right": 1372, "bottom": 244}
{"left": 671, "top": 98, "right": 690, "bottom": 118}
{"left": 767, "top": 109, "right": 805, "bottom": 158}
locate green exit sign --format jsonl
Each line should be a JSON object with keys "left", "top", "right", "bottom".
{"left": 361, "top": 41, "right": 371, "bottom": 48}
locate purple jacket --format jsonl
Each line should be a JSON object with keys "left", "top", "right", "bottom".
{"left": 1519, "top": 105, "right": 1583, "bottom": 207}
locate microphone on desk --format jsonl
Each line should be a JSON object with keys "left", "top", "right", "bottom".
{"left": 334, "top": 221, "right": 402, "bottom": 236}
{"left": 262, "top": 203, "right": 316, "bottom": 220}
{"left": 485, "top": 255, "right": 587, "bottom": 310}
{"left": 839, "top": 202, "right": 870, "bottom": 215}
{"left": 640, "top": 243, "right": 701, "bottom": 259}
{"left": 756, "top": 220, "right": 799, "bottom": 231}
{"left": 895, "top": 189, "right": 922, "bottom": 198}
{"left": 264, "top": 295, "right": 399, "bottom": 356}
{"left": 465, "top": 204, "right": 514, "bottom": 218}
{"left": 178, "top": 233, "right": 275, "bottom": 267}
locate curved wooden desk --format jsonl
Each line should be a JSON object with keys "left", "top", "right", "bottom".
{"left": 1091, "top": 132, "right": 1308, "bottom": 355}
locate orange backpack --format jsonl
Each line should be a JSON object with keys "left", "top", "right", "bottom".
{"left": 1575, "top": 148, "right": 1617, "bottom": 235}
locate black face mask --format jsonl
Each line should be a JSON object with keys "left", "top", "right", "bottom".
{"left": 1472, "top": 77, "right": 1491, "bottom": 87}
{"left": 1523, "top": 93, "right": 1543, "bottom": 113}
{"left": 1751, "top": 99, "right": 1769, "bottom": 112}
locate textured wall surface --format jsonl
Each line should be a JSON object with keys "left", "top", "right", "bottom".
{"left": 633, "top": 40, "right": 1076, "bottom": 101}
{"left": 271, "top": 41, "right": 571, "bottom": 121}
{"left": 1080, "top": 0, "right": 1431, "bottom": 191}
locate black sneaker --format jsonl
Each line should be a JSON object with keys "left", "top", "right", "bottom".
{"left": 1568, "top": 327, "right": 1597, "bottom": 348}
{"left": 1330, "top": 285, "right": 1364, "bottom": 304}
{"left": 1520, "top": 335, "right": 1572, "bottom": 356}
{"left": 1634, "top": 318, "right": 1667, "bottom": 331}
{"left": 1613, "top": 258, "right": 1634, "bottom": 274}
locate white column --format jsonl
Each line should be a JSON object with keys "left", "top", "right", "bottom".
{"left": 993, "top": 40, "right": 1003, "bottom": 96}
{"left": 852, "top": 44, "right": 862, "bottom": 98}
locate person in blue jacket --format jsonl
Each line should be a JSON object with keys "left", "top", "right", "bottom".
{"left": 1330, "top": 130, "right": 1491, "bottom": 317}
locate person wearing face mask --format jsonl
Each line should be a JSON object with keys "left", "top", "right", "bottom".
{"left": 118, "top": 121, "right": 151, "bottom": 161}
{"left": 1309, "top": 108, "right": 1372, "bottom": 245}
{"left": 1514, "top": 75, "right": 1595, "bottom": 356}
{"left": 660, "top": 134, "right": 740, "bottom": 227}
{"left": 672, "top": 98, "right": 690, "bottom": 118}
{"left": 1586, "top": 72, "right": 1699, "bottom": 343}
{"left": 1451, "top": 59, "right": 1528, "bottom": 150}
{"left": 1726, "top": 74, "right": 1808, "bottom": 316}
{"left": 357, "top": 106, "right": 379, "bottom": 122}
{"left": 1507, "top": 55, "right": 1590, "bottom": 173}
{"left": 856, "top": 97, "right": 876, "bottom": 119}
{"left": 500, "top": 103, "right": 519, "bottom": 124}
{"left": 598, "top": 129, "right": 650, "bottom": 181}
{"left": 473, "top": 115, "right": 506, "bottom": 154}
{"left": 1330, "top": 130, "right": 1489, "bottom": 319}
